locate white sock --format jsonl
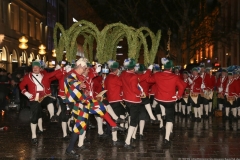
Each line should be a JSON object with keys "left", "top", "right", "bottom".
{"left": 95, "top": 116, "right": 104, "bottom": 135}
{"left": 175, "top": 103, "right": 178, "bottom": 112}
{"left": 197, "top": 108, "right": 201, "bottom": 118}
{"left": 112, "top": 131, "right": 117, "bottom": 141}
{"left": 187, "top": 106, "right": 191, "bottom": 114}
{"left": 62, "top": 122, "right": 67, "bottom": 137}
{"left": 139, "top": 120, "right": 145, "bottom": 135}
{"left": 156, "top": 114, "right": 163, "bottom": 128}
{"left": 200, "top": 104, "right": 203, "bottom": 116}
{"left": 165, "top": 122, "right": 173, "bottom": 141}
{"left": 152, "top": 100, "right": 158, "bottom": 108}
{"left": 145, "top": 104, "right": 156, "bottom": 120}
{"left": 78, "top": 131, "right": 86, "bottom": 147}
{"left": 182, "top": 105, "right": 186, "bottom": 115}
{"left": 120, "top": 115, "right": 125, "bottom": 128}
{"left": 194, "top": 108, "right": 198, "bottom": 118}
{"left": 31, "top": 123, "right": 37, "bottom": 139}
{"left": 106, "top": 105, "right": 118, "bottom": 120}
{"left": 125, "top": 126, "right": 136, "bottom": 145}
{"left": 238, "top": 107, "right": 240, "bottom": 116}
{"left": 204, "top": 105, "right": 209, "bottom": 115}
{"left": 67, "top": 117, "right": 73, "bottom": 132}
{"left": 226, "top": 107, "right": 230, "bottom": 116}
{"left": 56, "top": 106, "right": 61, "bottom": 116}
{"left": 232, "top": 108, "right": 237, "bottom": 117}
{"left": 209, "top": 102, "right": 212, "bottom": 112}
{"left": 160, "top": 105, "right": 166, "bottom": 116}
{"left": 219, "top": 104, "right": 223, "bottom": 111}
{"left": 132, "top": 125, "right": 138, "bottom": 139}
{"left": 47, "top": 103, "right": 55, "bottom": 119}
{"left": 38, "top": 118, "right": 43, "bottom": 131}
{"left": 178, "top": 103, "right": 182, "bottom": 112}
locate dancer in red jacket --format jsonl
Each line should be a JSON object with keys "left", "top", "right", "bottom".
{"left": 19, "top": 61, "right": 64, "bottom": 145}
{"left": 147, "top": 58, "right": 186, "bottom": 147}
{"left": 120, "top": 58, "right": 143, "bottom": 149}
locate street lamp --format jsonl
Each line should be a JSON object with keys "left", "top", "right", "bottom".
{"left": 52, "top": 49, "right": 56, "bottom": 57}
{"left": 39, "top": 44, "right": 46, "bottom": 55}
{"left": 19, "top": 36, "right": 28, "bottom": 66}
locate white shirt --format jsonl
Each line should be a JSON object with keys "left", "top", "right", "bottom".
{"left": 32, "top": 73, "right": 43, "bottom": 91}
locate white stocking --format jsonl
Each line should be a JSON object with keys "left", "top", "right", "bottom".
{"left": 145, "top": 103, "right": 156, "bottom": 120}
{"left": 160, "top": 105, "right": 166, "bottom": 116}
{"left": 106, "top": 104, "right": 118, "bottom": 120}
{"left": 139, "top": 120, "right": 145, "bottom": 135}
{"left": 125, "top": 126, "right": 136, "bottom": 145}
{"left": 156, "top": 114, "right": 163, "bottom": 128}
{"left": 95, "top": 116, "right": 103, "bottom": 135}
{"left": 194, "top": 108, "right": 198, "bottom": 118}
{"left": 187, "top": 106, "right": 191, "bottom": 114}
{"left": 219, "top": 104, "right": 223, "bottom": 111}
{"left": 232, "top": 108, "right": 237, "bottom": 117}
{"left": 56, "top": 106, "right": 61, "bottom": 116}
{"left": 38, "top": 118, "right": 43, "bottom": 131}
{"left": 78, "top": 131, "right": 86, "bottom": 147}
{"left": 182, "top": 105, "right": 186, "bottom": 115}
{"left": 209, "top": 102, "right": 212, "bottom": 112}
{"left": 31, "top": 123, "right": 37, "bottom": 139}
{"left": 62, "top": 122, "right": 67, "bottom": 137}
{"left": 204, "top": 105, "right": 209, "bottom": 115}
{"left": 112, "top": 131, "right": 117, "bottom": 141}
{"left": 131, "top": 125, "right": 138, "bottom": 139}
{"left": 165, "top": 122, "right": 173, "bottom": 141}
{"left": 226, "top": 107, "right": 230, "bottom": 116}
{"left": 47, "top": 103, "right": 54, "bottom": 119}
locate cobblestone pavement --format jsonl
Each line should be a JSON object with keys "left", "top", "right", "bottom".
{"left": 1, "top": 110, "right": 240, "bottom": 160}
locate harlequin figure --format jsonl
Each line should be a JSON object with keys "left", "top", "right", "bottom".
{"left": 216, "top": 69, "right": 228, "bottom": 111}
{"left": 189, "top": 67, "right": 203, "bottom": 122}
{"left": 64, "top": 58, "right": 125, "bottom": 158}
{"left": 19, "top": 61, "right": 64, "bottom": 145}
{"left": 147, "top": 58, "right": 186, "bottom": 147}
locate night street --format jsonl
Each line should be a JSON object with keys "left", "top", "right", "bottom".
{"left": 1, "top": 110, "right": 240, "bottom": 160}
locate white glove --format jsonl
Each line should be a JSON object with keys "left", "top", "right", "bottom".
{"left": 64, "top": 65, "right": 72, "bottom": 73}
{"left": 96, "top": 64, "right": 102, "bottom": 73}
{"left": 55, "top": 64, "right": 61, "bottom": 70}
{"left": 24, "top": 92, "right": 33, "bottom": 99}
{"left": 187, "top": 77, "right": 193, "bottom": 84}
{"left": 148, "top": 64, "right": 153, "bottom": 70}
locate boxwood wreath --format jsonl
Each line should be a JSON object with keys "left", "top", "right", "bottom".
{"left": 53, "top": 20, "right": 161, "bottom": 66}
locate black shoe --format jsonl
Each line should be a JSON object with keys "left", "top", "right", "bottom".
{"left": 31, "top": 138, "right": 38, "bottom": 145}
{"left": 197, "top": 117, "right": 201, "bottom": 122}
{"left": 163, "top": 139, "right": 171, "bottom": 147}
{"left": 150, "top": 119, "right": 160, "bottom": 125}
{"left": 225, "top": 116, "right": 229, "bottom": 120}
{"left": 112, "top": 140, "right": 124, "bottom": 146}
{"left": 124, "top": 143, "right": 135, "bottom": 149}
{"left": 63, "top": 135, "right": 70, "bottom": 140}
{"left": 112, "top": 126, "right": 126, "bottom": 132}
{"left": 159, "top": 127, "right": 165, "bottom": 131}
{"left": 37, "top": 130, "right": 43, "bottom": 135}
{"left": 77, "top": 145, "right": 89, "bottom": 151}
{"left": 50, "top": 116, "right": 58, "bottom": 122}
{"left": 65, "top": 149, "right": 80, "bottom": 158}
{"left": 98, "top": 133, "right": 109, "bottom": 138}
{"left": 205, "top": 115, "right": 209, "bottom": 119}
{"left": 115, "top": 118, "right": 126, "bottom": 124}
{"left": 139, "top": 134, "right": 146, "bottom": 140}
{"left": 131, "top": 138, "right": 136, "bottom": 143}
{"left": 84, "top": 139, "right": 90, "bottom": 144}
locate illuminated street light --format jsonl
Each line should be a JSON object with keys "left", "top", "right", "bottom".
{"left": 19, "top": 36, "right": 28, "bottom": 50}
{"left": 52, "top": 49, "right": 56, "bottom": 57}
{"left": 39, "top": 44, "right": 46, "bottom": 55}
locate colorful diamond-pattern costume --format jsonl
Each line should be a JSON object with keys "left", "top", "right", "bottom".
{"left": 64, "top": 71, "right": 106, "bottom": 135}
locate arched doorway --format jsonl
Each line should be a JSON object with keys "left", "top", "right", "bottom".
{"left": 0, "top": 46, "right": 9, "bottom": 72}
{"left": 19, "top": 51, "right": 28, "bottom": 66}
{"left": 28, "top": 52, "right": 35, "bottom": 66}
{"left": 10, "top": 49, "right": 18, "bottom": 73}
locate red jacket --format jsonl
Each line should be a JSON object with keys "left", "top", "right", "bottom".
{"left": 92, "top": 76, "right": 103, "bottom": 98}
{"left": 190, "top": 75, "right": 202, "bottom": 94}
{"left": 55, "top": 70, "right": 68, "bottom": 98}
{"left": 225, "top": 79, "right": 239, "bottom": 97}
{"left": 138, "top": 72, "right": 151, "bottom": 97}
{"left": 120, "top": 70, "right": 141, "bottom": 103}
{"left": 147, "top": 70, "right": 186, "bottom": 102}
{"left": 201, "top": 73, "right": 213, "bottom": 90}
{"left": 104, "top": 73, "right": 123, "bottom": 103}
{"left": 19, "top": 69, "right": 63, "bottom": 101}
{"left": 216, "top": 76, "right": 228, "bottom": 94}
